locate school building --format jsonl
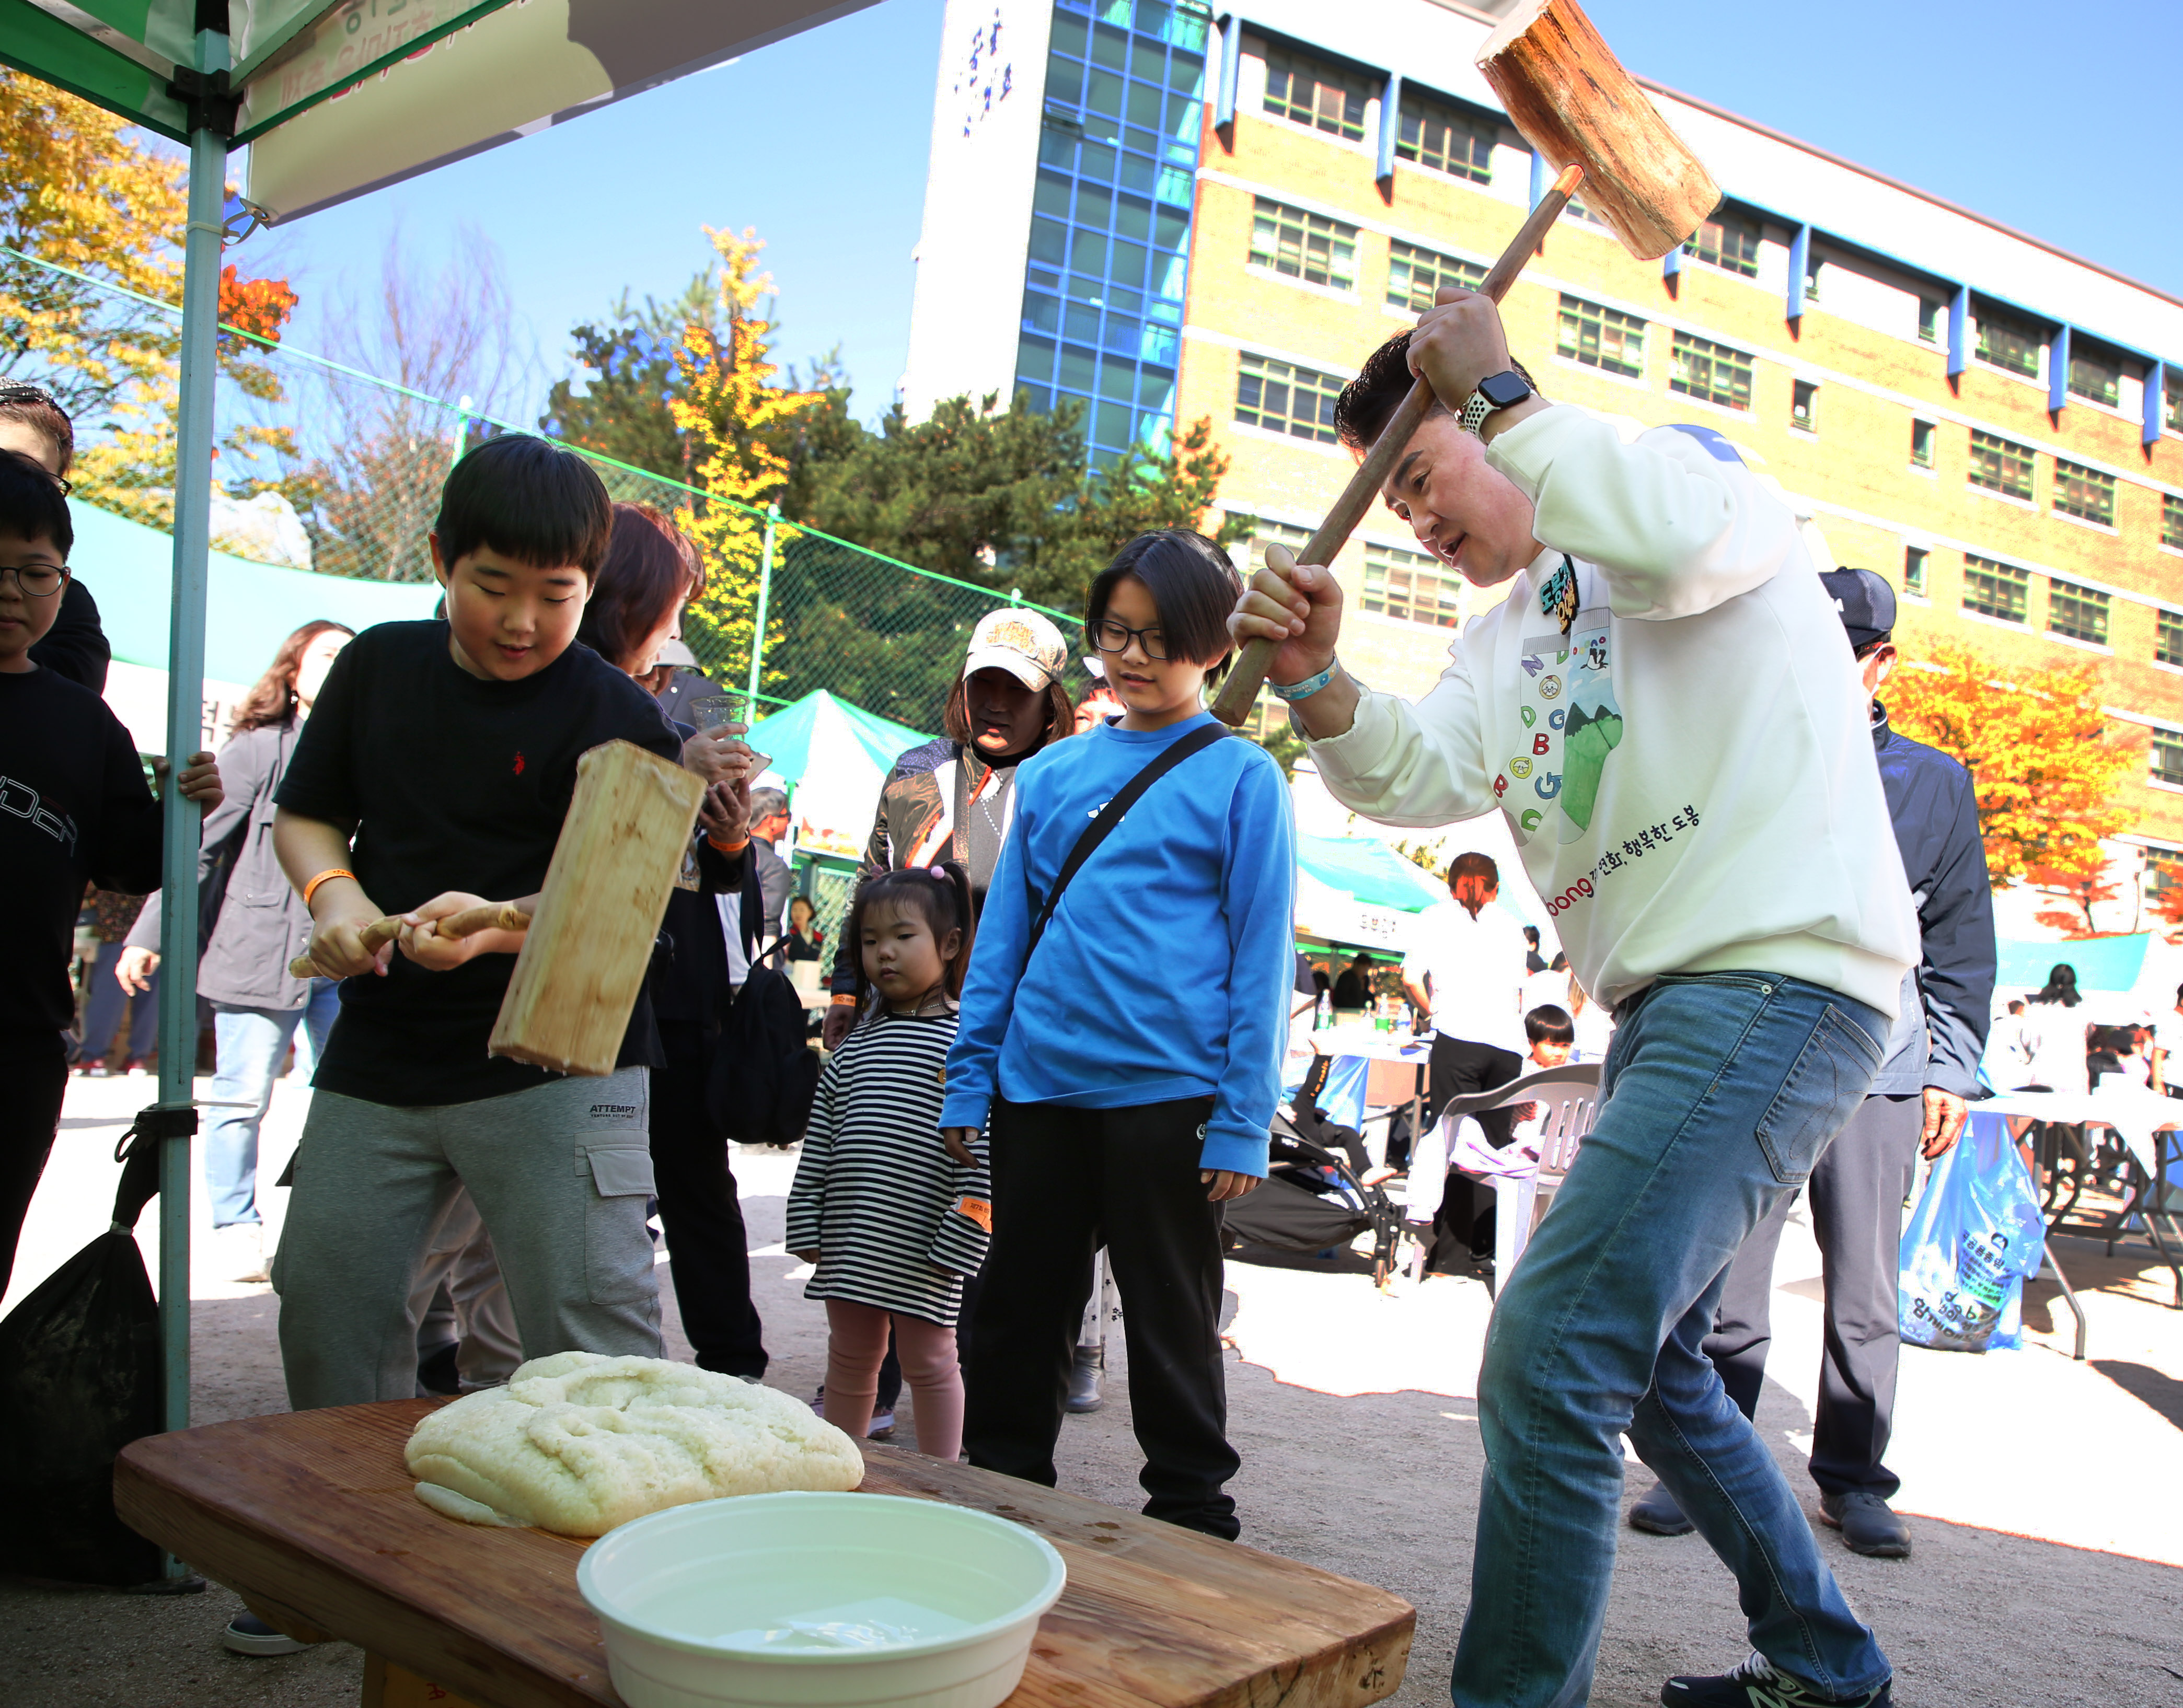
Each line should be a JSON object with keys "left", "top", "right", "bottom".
{"left": 900, "top": 0, "right": 2183, "bottom": 930}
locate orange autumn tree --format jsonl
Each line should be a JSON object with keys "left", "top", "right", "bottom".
{"left": 1884, "top": 642, "right": 2133, "bottom": 904}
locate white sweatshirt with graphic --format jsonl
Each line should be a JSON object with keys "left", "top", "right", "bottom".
{"left": 1307, "top": 405, "right": 1918, "bottom": 1019}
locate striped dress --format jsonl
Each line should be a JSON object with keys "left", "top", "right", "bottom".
{"left": 784, "top": 1010, "right": 992, "bottom": 1326}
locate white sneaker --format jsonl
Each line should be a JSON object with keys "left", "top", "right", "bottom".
{"left": 211, "top": 1223, "right": 268, "bottom": 1283}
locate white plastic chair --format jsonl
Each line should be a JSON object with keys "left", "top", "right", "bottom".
{"left": 1408, "top": 1064, "right": 1602, "bottom": 1290}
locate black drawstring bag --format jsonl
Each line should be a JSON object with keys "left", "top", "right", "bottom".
{"left": 0, "top": 1110, "right": 168, "bottom": 1586}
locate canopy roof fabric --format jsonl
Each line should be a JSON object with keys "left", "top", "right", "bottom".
{"left": 1997, "top": 934, "right": 2152, "bottom": 994}
{"left": 70, "top": 498, "right": 438, "bottom": 684}
{"left": 746, "top": 689, "right": 932, "bottom": 788}
{"left": 1296, "top": 833, "right": 1446, "bottom": 914}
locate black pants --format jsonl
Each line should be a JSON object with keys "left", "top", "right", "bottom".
{"left": 1705, "top": 1094, "right": 1923, "bottom": 1498}
{"left": 1, "top": 1031, "right": 68, "bottom": 1295}
{"left": 966, "top": 1095, "right": 1240, "bottom": 1539}
{"left": 1424, "top": 1033, "right": 1522, "bottom": 1274}
{"left": 651, "top": 1027, "right": 766, "bottom": 1377}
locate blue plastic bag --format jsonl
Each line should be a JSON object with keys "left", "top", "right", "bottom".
{"left": 1898, "top": 1113, "right": 2045, "bottom": 1353}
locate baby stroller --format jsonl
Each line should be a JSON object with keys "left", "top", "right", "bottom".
{"left": 1221, "top": 1062, "right": 1405, "bottom": 1284}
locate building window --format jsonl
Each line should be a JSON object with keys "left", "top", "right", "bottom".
{"left": 2164, "top": 493, "right": 2183, "bottom": 550}
{"left": 2157, "top": 608, "right": 2183, "bottom": 667}
{"left": 1791, "top": 380, "right": 1817, "bottom": 432}
{"left": 2052, "top": 459, "right": 2116, "bottom": 527}
{"left": 1968, "top": 429, "right": 2036, "bottom": 501}
{"left": 1962, "top": 555, "right": 2029, "bottom": 624}
{"left": 1362, "top": 542, "right": 1464, "bottom": 628}
{"left": 1394, "top": 92, "right": 1493, "bottom": 183}
{"left": 1904, "top": 546, "right": 1928, "bottom": 597}
{"left": 1670, "top": 330, "right": 1753, "bottom": 410}
{"left": 2067, "top": 346, "right": 2121, "bottom": 408}
{"left": 1918, "top": 299, "right": 1942, "bottom": 345}
{"left": 1684, "top": 208, "right": 1760, "bottom": 277}
{"left": 2149, "top": 845, "right": 2183, "bottom": 900}
{"left": 1229, "top": 513, "right": 1312, "bottom": 572}
{"left": 2155, "top": 729, "right": 2183, "bottom": 787}
{"left": 2047, "top": 579, "right": 2110, "bottom": 646}
{"left": 1911, "top": 420, "right": 1935, "bottom": 468}
{"left": 1387, "top": 241, "right": 1483, "bottom": 315}
{"left": 1235, "top": 351, "right": 1343, "bottom": 443}
{"left": 1975, "top": 308, "right": 2042, "bottom": 378}
{"left": 1249, "top": 197, "right": 1356, "bottom": 291}
{"left": 1556, "top": 293, "right": 1645, "bottom": 378}
{"left": 1262, "top": 47, "right": 1367, "bottom": 141}
{"left": 2168, "top": 370, "right": 2183, "bottom": 434}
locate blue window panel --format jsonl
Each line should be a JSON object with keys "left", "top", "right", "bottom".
{"left": 1104, "top": 319, "right": 1141, "bottom": 357}
{"left": 1046, "top": 53, "right": 1082, "bottom": 104}
{"left": 1034, "top": 170, "right": 1072, "bottom": 217}
{"left": 1110, "top": 239, "right": 1149, "bottom": 287}
{"left": 1081, "top": 107, "right": 1121, "bottom": 143}
{"left": 1141, "top": 323, "right": 1179, "bottom": 365}
{"left": 1137, "top": 364, "right": 1175, "bottom": 408}
{"left": 1119, "top": 152, "right": 1156, "bottom": 194}
{"left": 1090, "top": 20, "right": 1127, "bottom": 68}
{"left": 1128, "top": 80, "right": 1163, "bottom": 128}
{"left": 1017, "top": 334, "right": 1056, "bottom": 379}
{"left": 1106, "top": 284, "right": 1144, "bottom": 313}
{"left": 1029, "top": 217, "right": 1068, "bottom": 266}
{"left": 1151, "top": 254, "right": 1188, "bottom": 300}
{"left": 1155, "top": 164, "right": 1193, "bottom": 207}
{"left": 1065, "top": 301, "right": 1101, "bottom": 342}
{"left": 1071, "top": 227, "right": 1108, "bottom": 273}
{"left": 1086, "top": 67, "right": 1125, "bottom": 115}
{"left": 1098, "top": 355, "right": 1137, "bottom": 400}
{"left": 1081, "top": 140, "right": 1116, "bottom": 179}
{"left": 2049, "top": 324, "right": 2070, "bottom": 414}
{"left": 1947, "top": 284, "right": 1969, "bottom": 378}
{"left": 1130, "top": 36, "right": 1166, "bottom": 82}
{"left": 1028, "top": 263, "right": 1060, "bottom": 291}
{"left": 1058, "top": 344, "right": 1099, "bottom": 393}
{"left": 1039, "top": 127, "right": 1075, "bottom": 168}
{"left": 1137, "top": 409, "right": 1174, "bottom": 455}
{"left": 1376, "top": 72, "right": 1401, "bottom": 186}
{"left": 1215, "top": 13, "right": 1240, "bottom": 128}
{"left": 1050, "top": 10, "right": 1088, "bottom": 56}
{"left": 1093, "top": 447, "right": 1125, "bottom": 473}
{"left": 1115, "top": 193, "right": 1152, "bottom": 241}
{"left": 1169, "top": 51, "right": 1200, "bottom": 94}
{"left": 1146, "top": 296, "right": 1181, "bottom": 326}
{"left": 2146, "top": 359, "right": 2166, "bottom": 447}
{"left": 1154, "top": 206, "right": 1190, "bottom": 249}
{"left": 1125, "top": 125, "right": 1160, "bottom": 155}
{"left": 1023, "top": 293, "right": 1060, "bottom": 336}
{"left": 1066, "top": 272, "right": 1103, "bottom": 301}
{"left": 1786, "top": 224, "right": 1810, "bottom": 321}
{"left": 1078, "top": 181, "right": 1113, "bottom": 228}
{"left": 1014, "top": 381, "right": 1053, "bottom": 414}
{"left": 1094, "top": 397, "right": 1135, "bottom": 445}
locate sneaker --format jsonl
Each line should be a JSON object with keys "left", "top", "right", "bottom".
{"left": 1065, "top": 1344, "right": 1104, "bottom": 1414}
{"left": 1662, "top": 1653, "right": 1891, "bottom": 1706}
{"left": 209, "top": 1223, "right": 268, "bottom": 1283}
{"left": 222, "top": 1612, "right": 306, "bottom": 1657}
{"left": 87, "top": 1057, "right": 115, "bottom": 1078}
{"left": 121, "top": 1056, "right": 150, "bottom": 1076}
{"left": 1629, "top": 1479, "right": 1694, "bottom": 1537}
{"left": 867, "top": 1408, "right": 895, "bottom": 1442}
{"left": 1819, "top": 1491, "right": 1912, "bottom": 1559}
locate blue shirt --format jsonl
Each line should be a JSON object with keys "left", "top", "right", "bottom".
{"left": 940, "top": 713, "right": 1297, "bottom": 1176}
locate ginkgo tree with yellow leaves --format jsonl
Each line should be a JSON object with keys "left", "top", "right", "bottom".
{"left": 1883, "top": 641, "right": 2135, "bottom": 914}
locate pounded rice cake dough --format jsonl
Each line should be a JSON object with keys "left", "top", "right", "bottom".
{"left": 405, "top": 1351, "right": 865, "bottom": 1536}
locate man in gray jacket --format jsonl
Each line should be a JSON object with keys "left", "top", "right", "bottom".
{"left": 1630, "top": 568, "right": 1995, "bottom": 1560}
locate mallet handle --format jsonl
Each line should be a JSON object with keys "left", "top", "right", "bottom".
{"left": 1210, "top": 162, "right": 1585, "bottom": 728}
{"left": 287, "top": 903, "right": 531, "bottom": 978}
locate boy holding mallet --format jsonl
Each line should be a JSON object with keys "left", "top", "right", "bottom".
{"left": 1230, "top": 289, "right": 1918, "bottom": 1708}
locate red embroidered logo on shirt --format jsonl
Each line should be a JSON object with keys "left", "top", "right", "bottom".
{"left": 512, "top": 751, "right": 526, "bottom": 775}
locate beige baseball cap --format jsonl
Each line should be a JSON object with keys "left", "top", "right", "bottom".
{"left": 963, "top": 608, "right": 1067, "bottom": 691}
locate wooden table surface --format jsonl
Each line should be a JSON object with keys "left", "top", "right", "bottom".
{"left": 115, "top": 1400, "right": 1413, "bottom": 1708}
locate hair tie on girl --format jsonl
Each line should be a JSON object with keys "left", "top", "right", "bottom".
{"left": 929, "top": 865, "right": 947, "bottom": 879}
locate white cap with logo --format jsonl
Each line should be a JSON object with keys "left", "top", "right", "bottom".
{"left": 962, "top": 608, "right": 1067, "bottom": 691}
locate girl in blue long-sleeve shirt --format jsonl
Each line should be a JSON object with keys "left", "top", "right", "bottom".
{"left": 940, "top": 528, "right": 1296, "bottom": 1538}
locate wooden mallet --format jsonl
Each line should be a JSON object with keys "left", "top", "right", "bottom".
{"left": 1210, "top": 0, "right": 1720, "bottom": 727}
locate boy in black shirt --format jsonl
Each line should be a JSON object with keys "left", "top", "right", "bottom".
{"left": 0, "top": 450, "right": 222, "bottom": 1287}
{"left": 273, "top": 436, "right": 687, "bottom": 1408}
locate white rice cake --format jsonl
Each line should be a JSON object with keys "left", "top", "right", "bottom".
{"left": 405, "top": 1351, "right": 865, "bottom": 1537}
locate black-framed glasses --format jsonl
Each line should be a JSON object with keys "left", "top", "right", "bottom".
{"left": 0, "top": 562, "right": 70, "bottom": 598}
{"left": 1087, "top": 617, "right": 1169, "bottom": 661}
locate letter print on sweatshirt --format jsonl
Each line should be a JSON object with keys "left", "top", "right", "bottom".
{"left": 1508, "top": 605, "right": 1624, "bottom": 849}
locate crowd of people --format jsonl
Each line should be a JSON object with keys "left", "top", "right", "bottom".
{"left": 4, "top": 266, "right": 2170, "bottom": 1708}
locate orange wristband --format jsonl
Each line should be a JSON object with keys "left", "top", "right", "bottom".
{"left": 302, "top": 868, "right": 356, "bottom": 910}
{"left": 707, "top": 832, "right": 750, "bottom": 854}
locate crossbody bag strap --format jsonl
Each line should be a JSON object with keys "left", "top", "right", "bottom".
{"left": 1023, "top": 721, "right": 1230, "bottom": 960}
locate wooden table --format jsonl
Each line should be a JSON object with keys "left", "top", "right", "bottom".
{"left": 115, "top": 1401, "right": 1413, "bottom": 1708}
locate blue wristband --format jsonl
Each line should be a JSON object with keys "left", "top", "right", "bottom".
{"left": 1269, "top": 656, "right": 1338, "bottom": 702}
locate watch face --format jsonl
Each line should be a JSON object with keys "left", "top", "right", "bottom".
{"left": 1480, "top": 370, "right": 1533, "bottom": 408}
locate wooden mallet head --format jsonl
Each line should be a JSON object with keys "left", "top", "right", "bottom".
{"left": 1477, "top": 0, "right": 1720, "bottom": 261}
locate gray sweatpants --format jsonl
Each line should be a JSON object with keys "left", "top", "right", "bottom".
{"left": 273, "top": 1067, "right": 663, "bottom": 1410}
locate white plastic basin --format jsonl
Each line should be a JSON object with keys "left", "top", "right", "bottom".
{"left": 576, "top": 1491, "right": 1067, "bottom": 1708}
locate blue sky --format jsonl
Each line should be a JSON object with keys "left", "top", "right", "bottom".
{"left": 238, "top": 0, "right": 2182, "bottom": 430}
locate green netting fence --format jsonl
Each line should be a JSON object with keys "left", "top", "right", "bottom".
{"left": 3, "top": 242, "right": 1082, "bottom": 736}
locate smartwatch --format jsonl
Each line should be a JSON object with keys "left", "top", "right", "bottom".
{"left": 1458, "top": 369, "right": 1535, "bottom": 437}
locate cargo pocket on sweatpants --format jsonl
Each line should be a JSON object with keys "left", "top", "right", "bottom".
{"left": 1753, "top": 1006, "right": 1885, "bottom": 1187}
{"left": 577, "top": 1142, "right": 659, "bottom": 1306}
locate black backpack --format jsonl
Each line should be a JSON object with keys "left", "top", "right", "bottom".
{"left": 710, "top": 863, "right": 820, "bottom": 1146}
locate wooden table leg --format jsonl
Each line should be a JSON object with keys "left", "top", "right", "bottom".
{"left": 361, "top": 1652, "right": 487, "bottom": 1708}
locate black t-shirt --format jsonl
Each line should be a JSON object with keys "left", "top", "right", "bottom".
{"left": 1, "top": 666, "right": 163, "bottom": 1038}
{"left": 275, "top": 621, "right": 682, "bottom": 1106}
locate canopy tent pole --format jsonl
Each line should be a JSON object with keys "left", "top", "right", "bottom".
{"left": 153, "top": 28, "right": 233, "bottom": 1463}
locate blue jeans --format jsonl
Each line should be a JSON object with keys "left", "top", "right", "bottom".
{"left": 205, "top": 984, "right": 341, "bottom": 1228}
{"left": 77, "top": 939, "right": 157, "bottom": 1063}
{"left": 1452, "top": 971, "right": 1890, "bottom": 1708}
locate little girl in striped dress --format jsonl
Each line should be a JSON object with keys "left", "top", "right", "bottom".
{"left": 786, "top": 863, "right": 991, "bottom": 1460}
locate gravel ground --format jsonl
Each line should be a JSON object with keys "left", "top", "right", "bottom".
{"left": 5, "top": 1076, "right": 2182, "bottom": 1707}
